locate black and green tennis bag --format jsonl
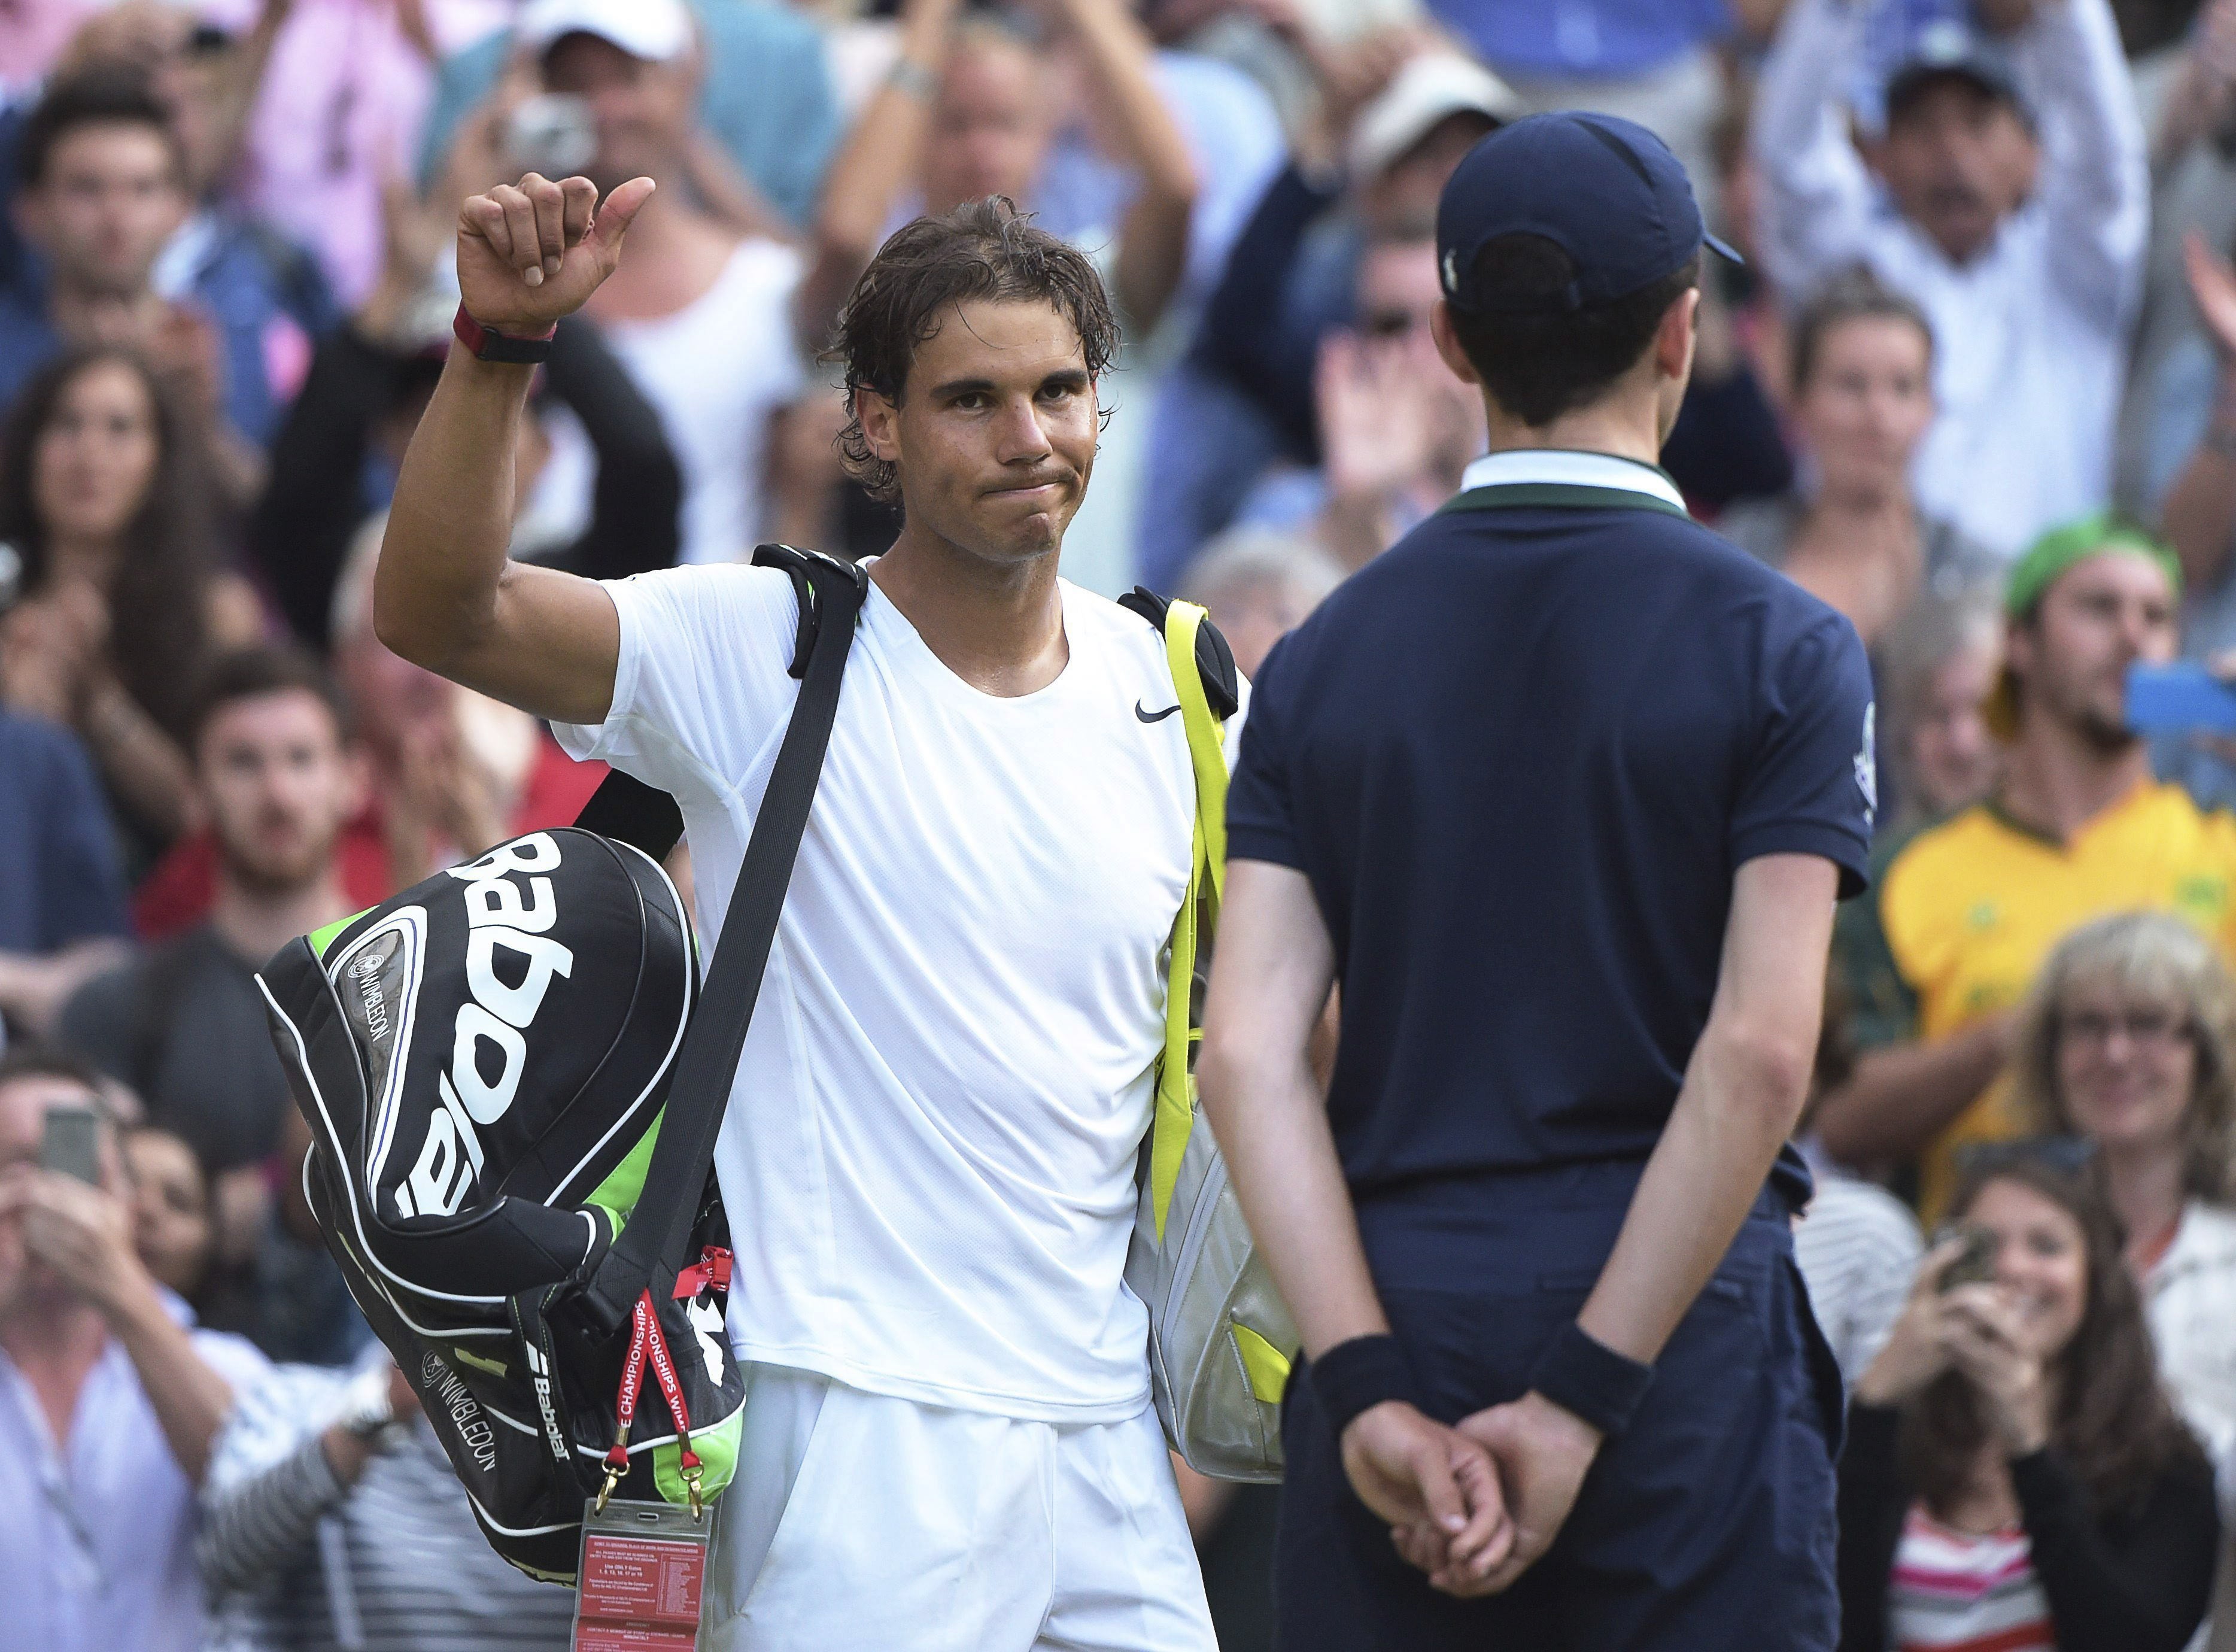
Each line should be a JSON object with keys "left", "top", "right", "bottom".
{"left": 254, "top": 546, "right": 865, "bottom": 1581}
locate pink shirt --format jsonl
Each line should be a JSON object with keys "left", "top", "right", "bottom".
{"left": 219, "top": 0, "right": 505, "bottom": 305}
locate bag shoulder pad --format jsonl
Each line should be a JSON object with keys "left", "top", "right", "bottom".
{"left": 751, "top": 545, "right": 868, "bottom": 680}
{"left": 1117, "top": 585, "right": 1241, "bottom": 720}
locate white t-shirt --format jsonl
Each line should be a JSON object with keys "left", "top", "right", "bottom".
{"left": 604, "top": 239, "right": 806, "bottom": 567}
{"left": 556, "top": 564, "right": 1234, "bottom": 1422}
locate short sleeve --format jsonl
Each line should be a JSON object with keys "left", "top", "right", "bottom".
{"left": 1730, "top": 610, "right": 1877, "bottom": 900}
{"left": 549, "top": 564, "right": 803, "bottom": 807}
{"left": 1226, "top": 632, "right": 1303, "bottom": 870}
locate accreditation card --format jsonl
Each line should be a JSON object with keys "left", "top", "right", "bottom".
{"left": 572, "top": 1499, "right": 719, "bottom": 1651}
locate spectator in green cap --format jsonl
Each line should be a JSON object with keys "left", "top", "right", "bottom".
{"left": 1812, "top": 512, "right": 2236, "bottom": 1223}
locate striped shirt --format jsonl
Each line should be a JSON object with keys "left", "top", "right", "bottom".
{"left": 201, "top": 1363, "right": 575, "bottom": 1652}
{"left": 1793, "top": 1171, "right": 1924, "bottom": 1392}
{"left": 1888, "top": 1507, "right": 2054, "bottom": 1652}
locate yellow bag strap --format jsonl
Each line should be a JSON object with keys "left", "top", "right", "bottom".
{"left": 1165, "top": 603, "right": 1228, "bottom": 907}
{"left": 1150, "top": 600, "right": 1228, "bottom": 1241}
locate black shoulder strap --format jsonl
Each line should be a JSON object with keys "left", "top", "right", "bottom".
{"left": 569, "top": 545, "right": 841, "bottom": 861}
{"left": 1116, "top": 585, "right": 1241, "bottom": 719}
{"left": 575, "top": 545, "right": 867, "bottom": 1335}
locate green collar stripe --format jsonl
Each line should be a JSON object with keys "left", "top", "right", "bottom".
{"left": 1441, "top": 481, "right": 1692, "bottom": 521}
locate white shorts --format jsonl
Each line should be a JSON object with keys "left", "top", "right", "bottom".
{"left": 703, "top": 1365, "right": 1216, "bottom": 1651}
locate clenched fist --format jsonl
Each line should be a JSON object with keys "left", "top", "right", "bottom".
{"left": 456, "top": 172, "right": 655, "bottom": 335}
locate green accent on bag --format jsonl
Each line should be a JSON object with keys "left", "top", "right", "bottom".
{"left": 654, "top": 1401, "right": 742, "bottom": 1506}
{"left": 308, "top": 909, "right": 372, "bottom": 961}
{"left": 583, "top": 1106, "right": 666, "bottom": 1235}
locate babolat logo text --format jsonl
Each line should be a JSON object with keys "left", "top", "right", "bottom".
{"left": 420, "top": 1352, "right": 498, "bottom": 1476}
{"left": 393, "top": 835, "right": 576, "bottom": 1221}
{"left": 523, "top": 1341, "right": 572, "bottom": 1466}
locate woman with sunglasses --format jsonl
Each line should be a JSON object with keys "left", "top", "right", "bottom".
{"left": 1839, "top": 1151, "right": 2217, "bottom": 1652}
{"left": 2012, "top": 910, "right": 2236, "bottom": 1477}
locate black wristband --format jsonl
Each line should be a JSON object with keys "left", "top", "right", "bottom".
{"left": 1527, "top": 1322, "right": 1654, "bottom": 1439}
{"left": 1310, "top": 1334, "right": 1423, "bottom": 1442}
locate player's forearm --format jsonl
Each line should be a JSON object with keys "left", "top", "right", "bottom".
{"left": 373, "top": 348, "right": 534, "bottom": 676}
{"left": 1811, "top": 1019, "right": 2009, "bottom": 1164}
{"left": 1575, "top": 1015, "right": 1815, "bottom": 1365}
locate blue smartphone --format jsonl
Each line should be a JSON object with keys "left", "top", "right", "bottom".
{"left": 2126, "top": 663, "right": 2236, "bottom": 735}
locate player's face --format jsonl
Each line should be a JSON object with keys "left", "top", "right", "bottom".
{"left": 871, "top": 298, "right": 1098, "bottom": 566}
{"left": 22, "top": 121, "right": 184, "bottom": 297}
{"left": 2012, "top": 552, "right": 2177, "bottom": 750}
{"left": 1797, "top": 315, "right": 1935, "bottom": 499}
{"left": 195, "top": 688, "right": 357, "bottom": 896}
{"left": 1878, "top": 80, "right": 2035, "bottom": 265}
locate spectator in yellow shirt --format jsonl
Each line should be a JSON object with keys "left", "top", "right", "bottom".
{"left": 1818, "top": 515, "right": 2236, "bottom": 1220}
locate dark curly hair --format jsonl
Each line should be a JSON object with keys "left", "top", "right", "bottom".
{"left": 1900, "top": 1155, "right": 2207, "bottom": 1521}
{"left": 0, "top": 344, "right": 223, "bottom": 740}
{"left": 831, "top": 197, "right": 1119, "bottom": 504}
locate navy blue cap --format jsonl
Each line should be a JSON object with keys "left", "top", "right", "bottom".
{"left": 1436, "top": 111, "right": 1737, "bottom": 316}
{"left": 1883, "top": 20, "right": 2029, "bottom": 128}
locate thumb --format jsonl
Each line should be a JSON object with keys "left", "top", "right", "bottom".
{"left": 588, "top": 177, "right": 657, "bottom": 259}
{"left": 1413, "top": 1437, "right": 1469, "bottom": 1535}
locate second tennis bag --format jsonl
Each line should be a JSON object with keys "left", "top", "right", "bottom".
{"left": 256, "top": 546, "right": 865, "bottom": 1580}
{"left": 1119, "top": 591, "right": 1301, "bottom": 1483}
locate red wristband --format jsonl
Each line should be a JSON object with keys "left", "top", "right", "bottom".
{"left": 452, "top": 304, "right": 557, "bottom": 365}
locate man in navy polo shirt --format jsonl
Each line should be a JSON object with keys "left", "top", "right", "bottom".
{"left": 1199, "top": 113, "right": 1875, "bottom": 1650}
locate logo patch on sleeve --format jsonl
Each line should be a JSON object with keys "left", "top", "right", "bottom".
{"left": 1854, "top": 703, "right": 1878, "bottom": 826}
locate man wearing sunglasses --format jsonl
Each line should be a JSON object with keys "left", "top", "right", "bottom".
{"left": 1309, "top": 226, "right": 1487, "bottom": 570}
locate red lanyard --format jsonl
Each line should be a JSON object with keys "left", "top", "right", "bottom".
{"left": 608, "top": 1292, "right": 699, "bottom": 1471}
{"left": 599, "top": 1247, "right": 730, "bottom": 1516}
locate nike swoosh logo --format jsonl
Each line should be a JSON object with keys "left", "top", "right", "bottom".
{"left": 1135, "top": 701, "right": 1182, "bottom": 724}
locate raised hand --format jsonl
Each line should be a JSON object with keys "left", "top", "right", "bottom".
{"left": 1317, "top": 329, "right": 1435, "bottom": 505}
{"left": 0, "top": 1162, "right": 145, "bottom": 1319}
{"left": 456, "top": 172, "right": 655, "bottom": 335}
{"left": 1942, "top": 1289, "right": 2049, "bottom": 1453}
{"left": 1854, "top": 1235, "right": 1976, "bottom": 1407}
{"left": 2186, "top": 230, "right": 2236, "bottom": 362}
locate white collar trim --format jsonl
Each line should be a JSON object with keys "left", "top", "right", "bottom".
{"left": 1458, "top": 450, "right": 1687, "bottom": 511}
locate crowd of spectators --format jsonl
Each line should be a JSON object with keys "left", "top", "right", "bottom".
{"left": 16, "top": 0, "right": 2236, "bottom": 1648}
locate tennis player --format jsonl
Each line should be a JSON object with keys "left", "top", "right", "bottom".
{"left": 369, "top": 173, "right": 1505, "bottom": 1648}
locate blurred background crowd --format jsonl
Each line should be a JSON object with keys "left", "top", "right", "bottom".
{"left": 12, "top": 0, "right": 2236, "bottom": 1647}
